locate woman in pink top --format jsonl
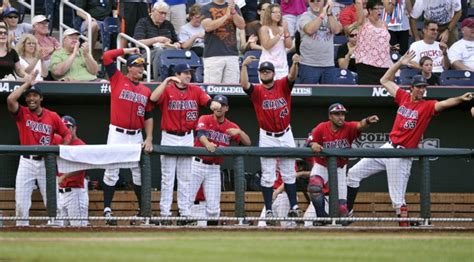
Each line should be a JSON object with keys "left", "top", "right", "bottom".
{"left": 354, "top": 0, "right": 392, "bottom": 84}
{"left": 259, "top": 4, "right": 293, "bottom": 80}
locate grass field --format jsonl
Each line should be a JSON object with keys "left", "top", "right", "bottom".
{"left": 0, "top": 231, "right": 473, "bottom": 262}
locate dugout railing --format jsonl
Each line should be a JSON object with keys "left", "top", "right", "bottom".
{"left": 0, "top": 145, "right": 472, "bottom": 226}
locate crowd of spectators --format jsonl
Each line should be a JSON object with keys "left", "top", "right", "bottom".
{"left": 0, "top": 0, "right": 473, "bottom": 84}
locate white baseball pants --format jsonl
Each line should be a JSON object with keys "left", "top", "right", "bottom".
{"left": 57, "top": 187, "right": 89, "bottom": 227}
{"left": 188, "top": 159, "right": 221, "bottom": 218}
{"left": 347, "top": 142, "right": 413, "bottom": 209}
{"left": 257, "top": 192, "right": 296, "bottom": 227}
{"left": 310, "top": 163, "right": 348, "bottom": 200}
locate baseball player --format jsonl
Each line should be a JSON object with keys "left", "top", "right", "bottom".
{"left": 306, "top": 103, "right": 378, "bottom": 221}
{"left": 346, "top": 51, "right": 473, "bottom": 226}
{"left": 150, "top": 63, "right": 221, "bottom": 224}
{"left": 56, "top": 115, "right": 89, "bottom": 227}
{"left": 7, "top": 70, "right": 72, "bottom": 226}
{"left": 240, "top": 54, "right": 301, "bottom": 224}
{"left": 101, "top": 48, "right": 154, "bottom": 225}
{"left": 188, "top": 95, "right": 251, "bottom": 226}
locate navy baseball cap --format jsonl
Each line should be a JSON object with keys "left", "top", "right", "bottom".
{"left": 126, "top": 54, "right": 147, "bottom": 67}
{"left": 213, "top": 95, "right": 229, "bottom": 105}
{"left": 24, "top": 86, "right": 42, "bottom": 97}
{"left": 174, "top": 63, "right": 194, "bottom": 74}
{"left": 411, "top": 75, "right": 428, "bottom": 87}
{"left": 3, "top": 7, "right": 19, "bottom": 17}
{"left": 328, "top": 103, "right": 348, "bottom": 113}
{"left": 62, "top": 115, "right": 77, "bottom": 127}
{"left": 259, "top": 61, "right": 275, "bottom": 72}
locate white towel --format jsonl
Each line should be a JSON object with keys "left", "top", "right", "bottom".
{"left": 57, "top": 144, "right": 141, "bottom": 173}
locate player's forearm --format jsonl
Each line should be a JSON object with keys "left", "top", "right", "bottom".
{"left": 435, "top": 96, "right": 465, "bottom": 112}
{"left": 381, "top": 59, "right": 402, "bottom": 85}
{"left": 150, "top": 78, "right": 171, "bottom": 102}
{"left": 357, "top": 117, "right": 371, "bottom": 131}
{"left": 144, "top": 118, "right": 153, "bottom": 141}
{"left": 288, "top": 62, "right": 299, "bottom": 81}
{"left": 238, "top": 130, "right": 251, "bottom": 146}
{"left": 240, "top": 65, "right": 250, "bottom": 89}
{"left": 7, "top": 81, "right": 30, "bottom": 112}
{"left": 102, "top": 48, "right": 125, "bottom": 66}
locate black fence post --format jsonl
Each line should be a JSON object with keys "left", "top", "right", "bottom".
{"left": 419, "top": 156, "right": 431, "bottom": 220}
{"left": 327, "top": 156, "right": 339, "bottom": 218}
{"left": 44, "top": 153, "right": 57, "bottom": 217}
{"left": 233, "top": 156, "right": 245, "bottom": 217}
{"left": 140, "top": 152, "right": 152, "bottom": 217}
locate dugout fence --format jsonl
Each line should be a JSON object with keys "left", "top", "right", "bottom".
{"left": 0, "top": 145, "right": 472, "bottom": 226}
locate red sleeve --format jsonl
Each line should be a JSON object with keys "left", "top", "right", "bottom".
{"left": 394, "top": 87, "right": 408, "bottom": 105}
{"left": 145, "top": 89, "right": 153, "bottom": 112}
{"left": 103, "top": 49, "right": 125, "bottom": 66}
{"left": 52, "top": 134, "right": 63, "bottom": 145}
{"left": 197, "top": 87, "right": 211, "bottom": 107}
{"left": 311, "top": 124, "right": 324, "bottom": 144}
{"left": 54, "top": 113, "right": 72, "bottom": 144}
{"left": 14, "top": 106, "right": 25, "bottom": 121}
{"left": 348, "top": 121, "right": 360, "bottom": 141}
{"left": 196, "top": 115, "right": 209, "bottom": 131}
{"left": 427, "top": 100, "right": 438, "bottom": 117}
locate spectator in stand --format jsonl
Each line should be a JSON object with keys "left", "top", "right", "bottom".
{"left": 448, "top": 17, "right": 474, "bottom": 72}
{"left": 408, "top": 21, "right": 449, "bottom": 74}
{"left": 298, "top": 0, "right": 342, "bottom": 84}
{"left": 353, "top": 0, "right": 392, "bottom": 85}
{"left": 259, "top": 3, "right": 292, "bottom": 80}
{"left": 337, "top": 24, "right": 358, "bottom": 73}
{"left": 419, "top": 56, "right": 440, "bottom": 85}
{"left": 383, "top": 0, "right": 412, "bottom": 56}
{"left": 239, "top": 0, "right": 270, "bottom": 53}
{"left": 32, "top": 15, "right": 60, "bottom": 66}
{"left": 201, "top": 0, "right": 245, "bottom": 84}
{"left": 0, "top": 0, "right": 10, "bottom": 15}
{"left": 15, "top": 34, "right": 48, "bottom": 81}
{"left": 165, "top": 0, "right": 187, "bottom": 33}
{"left": 281, "top": 0, "right": 307, "bottom": 38}
{"left": 179, "top": 4, "right": 205, "bottom": 56}
{"left": 50, "top": 28, "right": 99, "bottom": 81}
{"left": 76, "top": 0, "right": 117, "bottom": 50}
{"left": 134, "top": 1, "right": 181, "bottom": 80}
{"left": 409, "top": 0, "right": 462, "bottom": 47}
{"left": 3, "top": 7, "right": 32, "bottom": 46}
{"left": 339, "top": 0, "right": 367, "bottom": 34}
{"left": 0, "top": 24, "right": 26, "bottom": 80}
{"left": 118, "top": 0, "right": 149, "bottom": 48}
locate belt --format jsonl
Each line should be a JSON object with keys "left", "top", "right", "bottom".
{"left": 166, "top": 130, "right": 192, "bottom": 137}
{"left": 22, "top": 155, "right": 43, "bottom": 161}
{"left": 388, "top": 140, "right": 405, "bottom": 149}
{"left": 58, "top": 188, "right": 72, "bottom": 193}
{"left": 115, "top": 127, "right": 141, "bottom": 135}
{"left": 265, "top": 127, "right": 290, "bottom": 138}
{"left": 194, "top": 157, "right": 218, "bottom": 165}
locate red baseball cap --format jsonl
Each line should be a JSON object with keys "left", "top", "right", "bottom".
{"left": 461, "top": 18, "right": 474, "bottom": 28}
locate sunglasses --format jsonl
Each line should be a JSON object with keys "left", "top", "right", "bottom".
{"left": 6, "top": 16, "right": 19, "bottom": 19}
{"left": 0, "top": 31, "right": 8, "bottom": 36}
{"left": 349, "top": 33, "right": 358, "bottom": 37}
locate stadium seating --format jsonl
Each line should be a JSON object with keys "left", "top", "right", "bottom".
{"left": 157, "top": 49, "right": 203, "bottom": 82}
{"left": 334, "top": 35, "right": 348, "bottom": 46}
{"left": 100, "top": 17, "right": 119, "bottom": 52}
{"left": 399, "top": 68, "right": 420, "bottom": 85}
{"left": 242, "top": 50, "right": 262, "bottom": 84}
{"left": 321, "top": 68, "right": 357, "bottom": 84}
{"left": 440, "top": 70, "right": 474, "bottom": 86}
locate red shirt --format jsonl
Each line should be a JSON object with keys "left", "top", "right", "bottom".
{"left": 245, "top": 76, "right": 293, "bottom": 132}
{"left": 57, "top": 138, "right": 87, "bottom": 188}
{"left": 156, "top": 82, "right": 211, "bottom": 132}
{"left": 339, "top": 4, "right": 357, "bottom": 27}
{"left": 195, "top": 114, "right": 242, "bottom": 164}
{"left": 14, "top": 106, "right": 71, "bottom": 146}
{"left": 273, "top": 173, "right": 283, "bottom": 190}
{"left": 103, "top": 49, "right": 153, "bottom": 130}
{"left": 311, "top": 121, "right": 360, "bottom": 168}
{"left": 389, "top": 88, "right": 437, "bottom": 148}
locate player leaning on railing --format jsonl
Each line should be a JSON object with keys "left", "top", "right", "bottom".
{"left": 346, "top": 51, "right": 473, "bottom": 227}
{"left": 7, "top": 70, "right": 72, "bottom": 226}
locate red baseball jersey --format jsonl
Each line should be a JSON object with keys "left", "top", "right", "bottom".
{"left": 245, "top": 76, "right": 292, "bottom": 132}
{"left": 156, "top": 82, "right": 211, "bottom": 132}
{"left": 103, "top": 49, "right": 153, "bottom": 130}
{"left": 310, "top": 121, "right": 360, "bottom": 168}
{"left": 389, "top": 88, "right": 437, "bottom": 148}
{"left": 58, "top": 138, "right": 87, "bottom": 188}
{"left": 273, "top": 173, "right": 283, "bottom": 190}
{"left": 195, "top": 114, "right": 242, "bottom": 164}
{"left": 14, "top": 106, "right": 71, "bottom": 146}
{"left": 194, "top": 186, "right": 205, "bottom": 202}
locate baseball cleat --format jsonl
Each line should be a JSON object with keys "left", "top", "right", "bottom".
{"left": 130, "top": 209, "right": 141, "bottom": 226}
{"left": 288, "top": 208, "right": 303, "bottom": 225}
{"left": 104, "top": 210, "right": 117, "bottom": 226}
{"left": 265, "top": 210, "right": 276, "bottom": 226}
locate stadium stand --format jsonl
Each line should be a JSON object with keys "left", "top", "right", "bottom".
{"left": 321, "top": 68, "right": 357, "bottom": 84}
{"left": 242, "top": 50, "right": 262, "bottom": 84}
{"left": 157, "top": 49, "right": 203, "bottom": 82}
{"left": 440, "top": 70, "right": 474, "bottom": 86}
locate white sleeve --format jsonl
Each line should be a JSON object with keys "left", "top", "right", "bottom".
{"left": 410, "top": 0, "right": 423, "bottom": 19}
{"left": 452, "top": 0, "right": 462, "bottom": 12}
{"left": 178, "top": 25, "right": 190, "bottom": 42}
{"left": 448, "top": 41, "right": 463, "bottom": 63}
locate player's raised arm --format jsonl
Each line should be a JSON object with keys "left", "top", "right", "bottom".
{"left": 357, "top": 115, "right": 379, "bottom": 131}
{"left": 380, "top": 51, "right": 416, "bottom": 97}
{"left": 150, "top": 76, "right": 181, "bottom": 102}
{"left": 434, "top": 92, "right": 473, "bottom": 113}
{"left": 227, "top": 128, "right": 251, "bottom": 146}
{"left": 7, "top": 70, "right": 39, "bottom": 114}
{"left": 102, "top": 48, "right": 139, "bottom": 78}
{"left": 288, "top": 54, "right": 300, "bottom": 82}
{"left": 240, "top": 55, "right": 258, "bottom": 90}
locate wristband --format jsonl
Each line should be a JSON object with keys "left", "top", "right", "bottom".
{"left": 365, "top": 118, "right": 371, "bottom": 125}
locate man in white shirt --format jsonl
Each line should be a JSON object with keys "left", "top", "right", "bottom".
{"left": 448, "top": 18, "right": 474, "bottom": 72}
{"left": 409, "top": 0, "right": 462, "bottom": 47}
{"left": 408, "top": 21, "right": 449, "bottom": 74}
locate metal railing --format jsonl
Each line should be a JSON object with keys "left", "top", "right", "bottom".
{"left": 0, "top": 145, "right": 472, "bottom": 226}
{"left": 116, "top": 33, "right": 152, "bottom": 82}
{"left": 17, "top": 0, "right": 35, "bottom": 19}
{"left": 59, "top": 0, "right": 93, "bottom": 53}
